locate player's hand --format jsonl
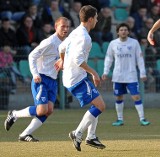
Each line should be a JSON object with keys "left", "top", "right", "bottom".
{"left": 92, "top": 73, "right": 101, "bottom": 87}
{"left": 54, "top": 59, "right": 63, "bottom": 72}
{"left": 141, "top": 77, "right": 147, "bottom": 82}
{"left": 33, "top": 75, "right": 41, "bottom": 83}
{"left": 147, "top": 32, "right": 155, "bottom": 45}
{"left": 101, "top": 74, "right": 108, "bottom": 81}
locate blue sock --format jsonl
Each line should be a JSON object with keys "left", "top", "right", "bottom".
{"left": 135, "top": 100, "right": 142, "bottom": 105}
{"left": 36, "top": 115, "right": 47, "bottom": 123}
{"left": 116, "top": 100, "right": 123, "bottom": 104}
{"left": 89, "top": 105, "right": 102, "bottom": 118}
{"left": 29, "top": 106, "right": 37, "bottom": 116}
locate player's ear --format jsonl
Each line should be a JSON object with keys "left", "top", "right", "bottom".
{"left": 88, "top": 17, "right": 93, "bottom": 23}
{"left": 54, "top": 23, "right": 57, "bottom": 31}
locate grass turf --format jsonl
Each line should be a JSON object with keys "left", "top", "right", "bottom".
{"left": 0, "top": 108, "right": 160, "bottom": 157}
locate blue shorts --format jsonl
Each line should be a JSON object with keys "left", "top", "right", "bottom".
{"left": 113, "top": 82, "right": 140, "bottom": 96}
{"left": 67, "top": 78, "right": 100, "bottom": 107}
{"left": 31, "top": 74, "right": 57, "bottom": 105}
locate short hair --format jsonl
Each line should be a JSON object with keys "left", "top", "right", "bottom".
{"left": 116, "top": 23, "right": 130, "bottom": 33}
{"left": 79, "top": 5, "right": 97, "bottom": 22}
{"left": 55, "top": 16, "right": 69, "bottom": 25}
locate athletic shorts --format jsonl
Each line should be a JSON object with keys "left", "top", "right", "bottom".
{"left": 31, "top": 74, "right": 57, "bottom": 105}
{"left": 67, "top": 77, "right": 100, "bottom": 107}
{"left": 113, "top": 82, "right": 140, "bottom": 96}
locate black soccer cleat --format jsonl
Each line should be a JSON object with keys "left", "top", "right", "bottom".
{"left": 18, "top": 135, "right": 39, "bottom": 142}
{"left": 85, "top": 137, "right": 106, "bottom": 149}
{"left": 4, "top": 111, "right": 16, "bottom": 131}
{"left": 69, "top": 131, "right": 82, "bottom": 151}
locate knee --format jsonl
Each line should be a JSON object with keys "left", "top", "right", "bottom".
{"left": 116, "top": 95, "right": 123, "bottom": 101}
{"left": 132, "top": 95, "right": 140, "bottom": 101}
{"left": 98, "top": 103, "right": 106, "bottom": 112}
{"left": 46, "top": 109, "right": 53, "bottom": 116}
{"left": 92, "top": 96, "right": 106, "bottom": 112}
{"left": 36, "top": 108, "right": 48, "bottom": 116}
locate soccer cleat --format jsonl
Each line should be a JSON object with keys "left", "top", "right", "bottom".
{"left": 112, "top": 120, "right": 124, "bottom": 126}
{"left": 69, "top": 131, "right": 82, "bottom": 151}
{"left": 85, "top": 137, "right": 106, "bottom": 149}
{"left": 4, "top": 111, "right": 16, "bottom": 131}
{"left": 140, "top": 119, "right": 150, "bottom": 126}
{"left": 18, "top": 135, "right": 39, "bottom": 142}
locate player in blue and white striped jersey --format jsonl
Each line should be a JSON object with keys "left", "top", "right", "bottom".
{"left": 102, "top": 23, "right": 150, "bottom": 126}
{"left": 4, "top": 17, "right": 70, "bottom": 141}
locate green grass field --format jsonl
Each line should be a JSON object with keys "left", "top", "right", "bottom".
{"left": 0, "top": 108, "right": 160, "bottom": 157}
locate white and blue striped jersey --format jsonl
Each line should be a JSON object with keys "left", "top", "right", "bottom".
{"left": 103, "top": 37, "right": 146, "bottom": 83}
{"left": 59, "top": 25, "right": 92, "bottom": 88}
{"left": 29, "top": 33, "right": 62, "bottom": 79}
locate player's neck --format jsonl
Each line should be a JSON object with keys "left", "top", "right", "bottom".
{"left": 81, "top": 22, "right": 91, "bottom": 32}
{"left": 119, "top": 37, "right": 128, "bottom": 42}
{"left": 56, "top": 33, "right": 65, "bottom": 41}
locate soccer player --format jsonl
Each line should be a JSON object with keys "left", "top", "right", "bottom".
{"left": 55, "top": 5, "right": 106, "bottom": 151}
{"left": 102, "top": 23, "right": 150, "bottom": 126}
{"left": 147, "top": 19, "right": 160, "bottom": 45}
{"left": 4, "top": 17, "right": 70, "bottom": 141}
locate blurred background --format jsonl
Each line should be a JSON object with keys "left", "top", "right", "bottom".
{"left": 0, "top": 0, "right": 159, "bottom": 110}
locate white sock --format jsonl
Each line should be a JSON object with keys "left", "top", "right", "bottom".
{"left": 13, "top": 107, "right": 32, "bottom": 120}
{"left": 75, "top": 111, "right": 95, "bottom": 139}
{"left": 20, "top": 117, "right": 42, "bottom": 137}
{"left": 115, "top": 102, "right": 124, "bottom": 121}
{"left": 86, "top": 117, "right": 98, "bottom": 140}
{"left": 135, "top": 104, "right": 144, "bottom": 121}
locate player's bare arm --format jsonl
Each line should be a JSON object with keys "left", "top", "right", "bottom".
{"left": 80, "top": 61, "right": 100, "bottom": 87}
{"left": 54, "top": 52, "right": 65, "bottom": 71}
{"left": 147, "top": 19, "right": 160, "bottom": 45}
{"left": 140, "top": 77, "right": 147, "bottom": 82}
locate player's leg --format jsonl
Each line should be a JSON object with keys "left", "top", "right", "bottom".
{"left": 132, "top": 95, "right": 150, "bottom": 126}
{"left": 85, "top": 105, "right": 106, "bottom": 149}
{"left": 68, "top": 108, "right": 95, "bottom": 152}
{"left": 69, "top": 108, "right": 98, "bottom": 151}
{"left": 19, "top": 102, "right": 53, "bottom": 142}
{"left": 86, "top": 115, "right": 98, "bottom": 140}
{"left": 16, "top": 104, "right": 49, "bottom": 142}
{"left": 73, "top": 96, "right": 105, "bottom": 149}
{"left": 5, "top": 75, "right": 56, "bottom": 142}
{"left": 128, "top": 82, "right": 150, "bottom": 126}
{"left": 69, "top": 97, "right": 105, "bottom": 151}
{"left": 68, "top": 78, "right": 106, "bottom": 151}
{"left": 112, "top": 96, "right": 124, "bottom": 126}
{"left": 19, "top": 76, "right": 57, "bottom": 141}
{"left": 112, "top": 83, "right": 126, "bottom": 126}
{"left": 4, "top": 105, "right": 37, "bottom": 131}
{"left": 4, "top": 78, "right": 48, "bottom": 131}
